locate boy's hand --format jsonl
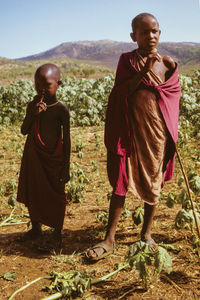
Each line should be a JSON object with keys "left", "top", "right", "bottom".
{"left": 29, "top": 101, "right": 47, "bottom": 116}
{"left": 35, "top": 102, "right": 47, "bottom": 114}
{"left": 59, "top": 168, "right": 70, "bottom": 184}
{"left": 144, "top": 52, "right": 162, "bottom": 72}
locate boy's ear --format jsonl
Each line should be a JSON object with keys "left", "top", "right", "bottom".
{"left": 58, "top": 80, "right": 62, "bottom": 85}
{"left": 130, "top": 32, "right": 136, "bottom": 42}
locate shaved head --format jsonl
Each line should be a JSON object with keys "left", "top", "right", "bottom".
{"left": 35, "top": 63, "right": 61, "bottom": 81}
{"left": 131, "top": 13, "right": 159, "bottom": 33}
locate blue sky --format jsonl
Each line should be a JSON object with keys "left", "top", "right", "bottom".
{"left": 1, "top": 0, "right": 200, "bottom": 59}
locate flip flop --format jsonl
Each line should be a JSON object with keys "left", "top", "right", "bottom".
{"left": 86, "top": 242, "right": 115, "bottom": 261}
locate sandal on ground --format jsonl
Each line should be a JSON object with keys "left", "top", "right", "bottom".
{"left": 85, "top": 242, "right": 115, "bottom": 261}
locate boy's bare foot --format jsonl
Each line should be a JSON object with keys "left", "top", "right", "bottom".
{"left": 36, "top": 231, "right": 62, "bottom": 253}
{"left": 86, "top": 240, "right": 114, "bottom": 261}
{"left": 141, "top": 233, "right": 158, "bottom": 251}
{"left": 17, "top": 229, "right": 42, "bottom": 242}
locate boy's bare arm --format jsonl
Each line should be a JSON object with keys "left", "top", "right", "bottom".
{"left": 59, "top": 106, "right": 71, "bottom": 183}
{"left": 163, "top": 55, "right": 176, "bottom": 80}
{"left": 162, "top": 55, "right": 176, "bottom": 70}
{"left": 21, "top": 97, "right": 47, "bottom": 135}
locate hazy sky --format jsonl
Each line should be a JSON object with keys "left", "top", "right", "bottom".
{"left": 1, "top": 0, "right": 200, "bottom": 59}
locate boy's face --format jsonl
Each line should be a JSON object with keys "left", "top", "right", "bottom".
{"left": 35, "top": 69, "right": 59, "bottom": 99}
{"left": 131, "top": 16, "right": 161, "bottom": 52}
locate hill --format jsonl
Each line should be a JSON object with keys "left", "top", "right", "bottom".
{"left": 1, "top": 40, "right": 200, "bottom": 84}
{"left": 19, "top": 40, "right": 200, "bottom": 69}
{"left": 0, "top": 57, "right": 112, "bottom": 85}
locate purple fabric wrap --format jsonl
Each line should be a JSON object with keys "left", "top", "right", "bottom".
{"left": 105, "top": 51, "right": 181, "bottom": 195}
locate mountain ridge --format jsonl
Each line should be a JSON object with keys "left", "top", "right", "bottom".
{"left": 16, "top": 39, "right": 200, "bottom": 69}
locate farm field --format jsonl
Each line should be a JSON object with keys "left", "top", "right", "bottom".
{"left": 0, "top": 71, "right": 200, "bottom": 299}
{"left": 0, "top": 125, "right": 200, "bottom": 300}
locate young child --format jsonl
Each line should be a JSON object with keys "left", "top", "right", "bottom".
{"left": 87, "top": 13, "right": 181, "bottom": 260}
{"left": 17, "top": 63, "right": 70, "bottom": 248}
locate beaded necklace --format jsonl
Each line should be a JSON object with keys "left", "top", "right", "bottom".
{"left": 46, "top": 101, "right": 59, "bottom": 108}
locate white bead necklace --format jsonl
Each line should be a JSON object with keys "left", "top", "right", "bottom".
{"left": 46, "top": 101, "right": 59, "bottom": 108}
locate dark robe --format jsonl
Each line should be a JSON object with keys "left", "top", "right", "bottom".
{"left": 105, "top": 50, "right": 181, "bottom": 200}
{"left": 17, "top": 117, "right": 66, "bottom": 230}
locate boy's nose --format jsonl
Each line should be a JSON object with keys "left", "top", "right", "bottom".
{"left": 149, "top": 31, "right": 154, "bottom": 38}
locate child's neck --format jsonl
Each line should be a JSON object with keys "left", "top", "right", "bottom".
{"left": 45, "top": 95, "right": 57, "bottom": 104}
{"left": 137, "top": 48, "right": 157, "bottom": 57}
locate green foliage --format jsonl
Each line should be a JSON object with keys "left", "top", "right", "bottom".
{"left": 166, "top": 191, "right": 177, "bottom": 208}
{"left": 0, "top": 74, "right": 114, "bottom": 127}
{"left": 187, "top": 170, "right": 200, "bottom": 194}
{"left": 75, "top": 139, "right": 84, "bottom": 152}
{"left": 132, "top": 206, "right": 144, "bottom": 226}
{"left": 94, "top": 133, "right": 101, "bottom": 148}
{"left": 166, "top": 169, "right": 200, "bottom": 233}
{"left": 175, "top": 209, "right": 200, "bottom": 230}
{"left": 96, "top": 210, "right": 108, "bottom": 225}
{"left": 0, "top": 80, "right": 35, "bottom": 125}
{"left": 43, "top": 270, "right": 91, "bottom": 298}
{"left": 120, "top": 206, "right": 131, "bottom": 221}
{"left": 90, "top": 160, "right": 98, "bottom": 172}
{"left": 3, "top": 179, "right": 17, "bottom": 195}
{"left": 125, "top": 241, "right": 172, "bottom": 288}
{"left": 66, "top": 163, "right": 89, "bottom": 203}
{"left": 191, "top": 234, "right": 200, "bottom": 256}
{"left": 0, "top": 272, "right": 17, "bottom": 281}
{"left": 0, "top": 71, "right": 200, "bottom": 133}
{"left": 158, "top": 243, "right": 183, "bottom": 254}
{"left": 58, "top": 75, "right": 114, "bottom": 126}
{"left": 179, "top": 72, "right": 200, "bottom": 141}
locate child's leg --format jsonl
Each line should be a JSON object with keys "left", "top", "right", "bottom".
{"left": 17, "top": 219, "right": 42, "bottom": 242}
{"left": 87, "top": 193, "right": 125, "bottom": 259}
{"left": 106, "top": 193, "right": 125, "bottom": 244}
{"left": 141, "top": 202, "right": 157, "bottom": 249}
{"left": 31, "top": 220, "right": 42, "bottom": 234}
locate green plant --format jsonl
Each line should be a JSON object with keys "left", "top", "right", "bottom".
{"left": 132, "top": 206, "right": 144, "bottom": 227}
{"left": 96, "top": 210, "right": 108, "bottom": 225}
{"left": 8, "top": 241, "right": 173, "bottom": 299}
{"left": 125, "top": 241, "right": 172, "bottom": 288}
{"left": 66, "top": 163, "right": 89, "bottom": 203}
{"left": 0, "top": 272, "right": 17, "bottom": 281}
{"left": 94, "top": 133, "right": 101, "bottom": 148}
{"left": 166, "top": 191, "right": 177, "bottom": 208}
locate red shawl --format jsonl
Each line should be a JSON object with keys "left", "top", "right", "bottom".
{"left": 105, "top": 50, "right": 181, "bottom": 182}
{"left": 17, "top": 117, "right": 66, "bottom": 230}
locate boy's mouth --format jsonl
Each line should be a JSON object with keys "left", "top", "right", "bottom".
{"left": 148, "top": 40, "right": 156, "bottom": 45}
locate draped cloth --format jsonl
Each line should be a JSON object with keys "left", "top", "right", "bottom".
{"left": 17, "top": 117, "right": 66, "bottom": 230}
{"left": 105, "top": 50, "right": 181, "bottom": 204}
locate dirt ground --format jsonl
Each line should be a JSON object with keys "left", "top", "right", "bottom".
{"left": 0, "top": 126, "right": 200, "bottom": 300}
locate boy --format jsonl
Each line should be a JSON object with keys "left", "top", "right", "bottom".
{"left": 17, "top": 63, "right": 70, "bottom": 248}
{"left": 87, "top": 13, "right": 181, "bottom": 259}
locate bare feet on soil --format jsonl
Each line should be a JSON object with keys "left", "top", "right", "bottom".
{"left": 141, "top": 232, "right": 158, "bottom": 251}
{"left": 16, "top": 228, "right": 42, "bottom": 242}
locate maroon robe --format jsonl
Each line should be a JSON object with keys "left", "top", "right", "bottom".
{"left": 105, "top": 50, "right": 181, "bottom": 196}
{"left": 17, "top": 117, "right": 66, "bottom": 230}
